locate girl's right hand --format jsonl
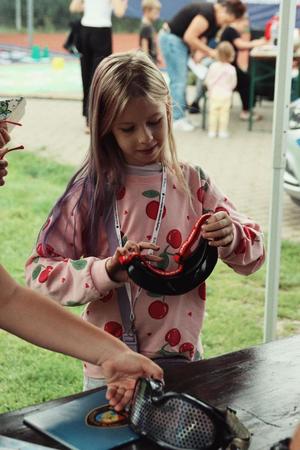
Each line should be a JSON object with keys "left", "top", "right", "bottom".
{"left": 105, "top": 240, "right": 162, "bottom": 283}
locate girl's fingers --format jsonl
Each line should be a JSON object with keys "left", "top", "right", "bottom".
{"left": 203, "top": 224, "right": 233, "bottom": 240}
{"left": 208, "top": 232, "right": 234, "bottom": 247}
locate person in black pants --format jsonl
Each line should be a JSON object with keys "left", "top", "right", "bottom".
{"left": 219, "top": 15, "right": 266, "bottom": 121}
{"left": 69, "top": 0, "right": 128, "bottom": 132}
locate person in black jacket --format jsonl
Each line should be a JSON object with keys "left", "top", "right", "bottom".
{"left": 219, "top": 15, "right": 266, "bottom": 120}
{"left": 158, "top": 1, "right": 246, "bottom": 131}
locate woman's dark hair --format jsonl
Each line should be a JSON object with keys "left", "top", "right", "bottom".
{"left": 224, "top": 0, "right": 247, "bottom": 19}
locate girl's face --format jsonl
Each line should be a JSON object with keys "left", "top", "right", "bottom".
{"left": 112, "top": 97, "right": 168, "bottom": 166}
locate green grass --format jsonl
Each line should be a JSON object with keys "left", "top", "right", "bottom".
{"left": 0, "top": 152, "right": 300, "bottom": 413}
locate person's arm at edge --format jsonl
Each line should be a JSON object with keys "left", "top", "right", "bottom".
{"left": 69, "top": 0, "right": 84, "bottom": 14}
{"left": 183, "top": 15, "right": 216, "bottom": 58}
{"left": 0, "top": 265, "right": 163, "bottom": 409}
{"left": 233, "top": 36, "right": 266, "bottom": 51}
{"left": 112, "top": 0, "right": 128, "bottom": 18}
{"left": 140, "top": 37, "right": 150, "bottom": 55}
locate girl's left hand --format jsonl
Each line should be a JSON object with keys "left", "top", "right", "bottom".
{"left": 0, "top": 159, "right": 8, "bottom": 186}
{"left": 201, "top": 211, "right": 234, "bottom": 247}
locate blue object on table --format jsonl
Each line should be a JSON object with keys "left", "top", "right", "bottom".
{"left": 24, "top": 389, "right": 139, "bottom": 450}
{"left": 0, "top": 435, "right": 51, "bottom": 449}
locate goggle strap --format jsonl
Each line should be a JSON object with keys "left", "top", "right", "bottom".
{"left": 224, "top": 408, "right": 251, "bottom": 450}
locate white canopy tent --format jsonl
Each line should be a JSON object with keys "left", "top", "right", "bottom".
{"left": 264, "top": 0, "right": 297, "bottom": 341}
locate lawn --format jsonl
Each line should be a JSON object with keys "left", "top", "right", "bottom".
{"left": 0, "top": 152, "right": 299, "bottom": 413}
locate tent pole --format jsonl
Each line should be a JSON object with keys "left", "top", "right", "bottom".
{"left": 264, "top": 0, "right": 297, "bottom": 342}
{"left": 16, "top": 0, "right": 21, "bottom": 31}
{"left": 27, "top": 0, "right": 34, "bottom": 48}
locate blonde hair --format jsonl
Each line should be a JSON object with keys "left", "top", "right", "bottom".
{"left": 89, "top": 50, "right": 188, "bottom": 197}
{"left": 217, "top": 41, "right": 235, "bottom": 63}
{"left": 141, "top": 0, "right": 161, "bottom": 12}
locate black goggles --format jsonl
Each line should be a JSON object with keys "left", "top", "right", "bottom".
{"left": 119, "top": 214, "right": 218, "bottom": 296}
{"left": 129, "top": 378, "right": 251, "bottom": 450}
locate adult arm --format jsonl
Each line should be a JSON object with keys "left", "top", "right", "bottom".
{"left": 233, "top": 36, "right": 266, "bottom": 51}
{"left": 0, "top": 265, "right": 163, "bottom": 410}
{"left": 69, "top": 0, "right": 84, "bottom": 13}
{"left": 112, "top": 0, "right": 128, "bottom": 18}
{"left": 183, "top": 15, "right": 216, "bottom": 58}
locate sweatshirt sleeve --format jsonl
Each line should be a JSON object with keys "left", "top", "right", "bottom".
{"left": 195, "top": 166, "right": 265, "bottom": 275}
{"left": 25, "top": 194, "right": 121, "bottom": 306}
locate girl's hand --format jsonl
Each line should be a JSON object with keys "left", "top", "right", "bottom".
{"left": 201, "top": 211, "right": 234, "bottom": 247}
{"left": 105, "top": 240, "right": 162, "bottom": 283}
{"left": 103, "top": 350, "right": 163, "bottom": 411}
{"left": 0, "top": 159, "right": 8, "bottom": 186}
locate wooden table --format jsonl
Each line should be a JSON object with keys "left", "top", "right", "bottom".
{"left": 249, "top": 45, "right": 300, "bottom": 131}
{"left": 1, "top": 335, "right": 300, "bottom": 449}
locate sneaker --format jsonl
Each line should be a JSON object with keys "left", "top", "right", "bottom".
{"left": 240, "top": 111, "right": 262, "bottom": 121}
{"left": 173, "top": 118, "right": 195, "bottom": 132}
{"left": 208, "top": 131, "right": 216, "bottom": 138}
{"left": 188, "top": 102, "right": 201, "bottom": 114}
{"left": 218, "top": 131, "right": 230, "bottom": 138}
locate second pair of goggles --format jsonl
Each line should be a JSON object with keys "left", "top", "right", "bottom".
{"left": 129, "top": 378, "right": 251, "bottom": 450}
{"left": 119, "top": 214, "right": 218, "bottom": 295}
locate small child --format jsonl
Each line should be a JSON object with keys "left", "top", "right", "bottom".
{"left": 205, "top": 41, "right": 237, "bottom": 138}
{"left": 139, "top": 0, "right": 161, "bottom": 64}
{"left": 26, "top": 51, "right": 265, "bottom": 390}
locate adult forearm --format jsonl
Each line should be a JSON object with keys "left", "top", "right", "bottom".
{"left": 0, "top": 266, "right": 126, "bottom": 365}
{"left": 112, "top": 0, "right": 128, "bottom": 18}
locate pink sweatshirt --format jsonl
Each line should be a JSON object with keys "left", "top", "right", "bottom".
{"left": 205, "top": 61, "right": 237, "bottom": 99}
{"left": 25, "top": 163, "right": 265, "bottom": 378}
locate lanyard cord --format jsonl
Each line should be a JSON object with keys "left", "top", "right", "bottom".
{"left": 113, "top": 165, "right": 167, "bottom": 323}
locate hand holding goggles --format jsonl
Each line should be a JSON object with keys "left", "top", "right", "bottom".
{"left": 119, "top": 214, "right": 218, "bottom": 295}
{"left": 129, "top": 378, "right": 251, "bottom": 450}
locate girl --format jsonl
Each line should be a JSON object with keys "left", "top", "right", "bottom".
{"left": 26, "top": 51, "right": 265, "bottom": 390}
{"left": 0, "top": 121, "right": 162, "bottom": 411}
{"left": 205, "top": 41, "right": 237, "bottom": 138}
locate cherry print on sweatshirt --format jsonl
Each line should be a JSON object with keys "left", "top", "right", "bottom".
{"left": 179, "top": 342, "right": 195, "bottom": 359}
{"left": 143, "top": 189, "right": 166, "bottom": 220}
{"left": 166, "top": 229, "right": 182, "bottom": 249}
{"left": 38, "top": 265, "right": 53, "bottom": 283}
{"left": 104, "top": 321, "right": 123, "bottom": 338}
{"left": 234, "top": 237, "right": 247, "bottom": 255}
{"left": 198, "top": 282, "right": 206, "bottom": 301}
{"left": 165, "top": 328, "right": 181, "bottom": 346}
{"left": 148, "top": 297, "right": 169, "bottom": 319}
{"left": 243, "top": 226, "right": 256, "bottom": 245}
{"left": 116, "top": 186, "right": 126, "bottom": 200}
{"left": 36, "top": 243, "right": 59, "bottom": 257}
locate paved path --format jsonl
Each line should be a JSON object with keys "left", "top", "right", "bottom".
{"left": 15, "top": 96, "right": 300, "bottom": 242}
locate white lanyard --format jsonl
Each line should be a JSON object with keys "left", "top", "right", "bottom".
{"left": 113, "top": 165, "right": 167, "bottom": 322}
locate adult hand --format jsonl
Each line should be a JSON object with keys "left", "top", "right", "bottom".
{"left": 105, "top": 240, "right": 162, "bottom": 283}
{"left": 103, "top": 350, "right": 163, "bottom": 411}
{"left": 0, "top": 122, "right": 10, "bottom": 149}
{"left": 201, "top": 211, "right": 234, "bottom": 247}
{"left": 0, "top": 159, "right": 8, "bottom": 186}
{"left": 290, "top": 424, "right": 300, "bottom": 450}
